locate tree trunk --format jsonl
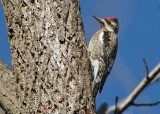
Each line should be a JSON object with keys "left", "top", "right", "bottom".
{"left": 1, "top": 0, "right": 95, "bottom": 113}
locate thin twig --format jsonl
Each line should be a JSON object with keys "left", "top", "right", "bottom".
{"left": 96, "top": 103, "right": 108, "bottom": 114}
{"left": 143, "top": 58, "right": 149, "bottom": 78}
{"left": 114, "top": 96, "right": 119, "bottom": 114}
{"left": 132, "top": 101, "right": 160, "bottom": 107}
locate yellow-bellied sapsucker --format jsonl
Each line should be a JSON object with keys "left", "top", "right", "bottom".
{"left": 88, "top": 16, "right": 119, "bottom": 97}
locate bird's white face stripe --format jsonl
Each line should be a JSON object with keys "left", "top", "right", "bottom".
{"left": 111, "top": 21, "right": 116, "bottom": 26}
{"left": 105, "top": 25, "right": 114, "bottom": 32}
{"left": 98, "top": 31, "right": 104, "bottom": 44}
{"left": 102, "top": 19, "right": 114, "bottom": 32}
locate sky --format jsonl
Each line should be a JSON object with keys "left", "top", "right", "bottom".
{"left": 0, "top": 0, "right": 160, "bottom": 113}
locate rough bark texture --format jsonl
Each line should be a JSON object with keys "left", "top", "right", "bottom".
{"left": 1, "top": 0, "right": 95, "bottom": 113}
{"left": 0, "top": 61, "right": 18, "bottom": 113}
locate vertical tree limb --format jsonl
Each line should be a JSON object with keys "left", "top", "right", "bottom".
{"left": 1, "top": 0, "right": 95, "bottom": 113}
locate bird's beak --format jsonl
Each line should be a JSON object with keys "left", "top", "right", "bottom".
{"left": 93, "top": 16, "right": 103, "bottom": 25}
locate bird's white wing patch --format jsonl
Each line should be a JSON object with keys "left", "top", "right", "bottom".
{"left": 98, "top": 31, "right": 104, "bottom": 44}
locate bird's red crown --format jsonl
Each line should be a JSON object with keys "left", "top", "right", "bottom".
{"left": 104, "top": 16, "right": 118, "bottom": 22}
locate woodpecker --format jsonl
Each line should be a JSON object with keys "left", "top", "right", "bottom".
{"left": 88, "top": 16, "right": 119, "bottom": 97}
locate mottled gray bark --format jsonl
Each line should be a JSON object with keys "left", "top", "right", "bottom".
{"left": 0, "top": 61, "right": 19, "bottom": 113}
{"left": 1, "top": 0, "right": 95, "bottom": 113}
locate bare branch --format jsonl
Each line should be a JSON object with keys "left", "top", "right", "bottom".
{"left": 132, "top": 101, "right": 160, "bottom": 107}
{"left": 0, "top": 81, "right": 21, "bottom": 113}
{"left": 0, "top": 61, "right": 20, "bottom": 113}
{"left": 106, "top": 64, "right": 160, "bottom": 114}
{"left": 151, "top": 73, "right": 160, "bottom": 83}
{"left": 117, "top": 64, "right": 160, "bottom": 113}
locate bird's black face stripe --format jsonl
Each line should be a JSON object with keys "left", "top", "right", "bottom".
{"left": 106, "top": 20, "right": 111, "bottom": 25}
{"left": 105, "top": 20, "right": 115, "bottom": 28}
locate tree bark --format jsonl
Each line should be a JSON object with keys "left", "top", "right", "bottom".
{"left": 1, "top": 0, "right": 95, "bottom": 113}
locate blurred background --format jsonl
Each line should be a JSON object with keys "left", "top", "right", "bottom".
{"left": 1, "top": 0, "right": 160, "bottom": 113}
